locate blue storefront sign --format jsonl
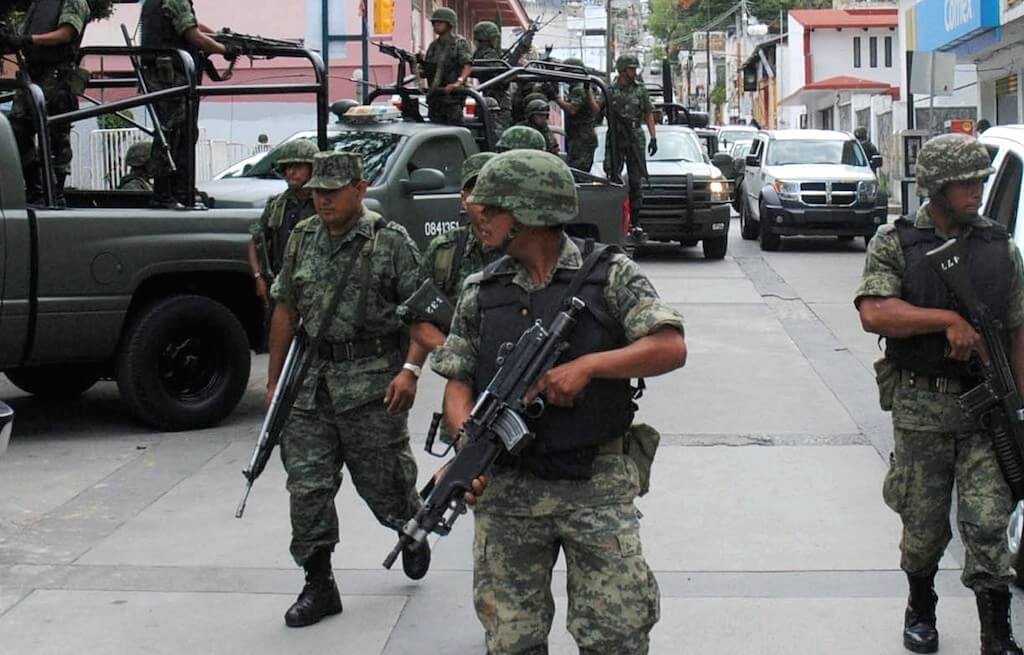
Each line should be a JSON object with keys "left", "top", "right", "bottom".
{"left": 914, "top": 0, "right": 1001, "bottom": 51}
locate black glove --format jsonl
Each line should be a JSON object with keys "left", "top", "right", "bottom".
{"left": 0, "top": 29, "right": 30, "bottom": 54}
{"left": 542, "top": 82, "right": 558, "bottom": 101}
{"left": 647, "top": 138, "right": 658, "bottom": 157}
{"left": 222, "top": 44, "right": 241, "bottom": 61}
{"left": 583, "top": 79, "right": 591, "bottom": 92}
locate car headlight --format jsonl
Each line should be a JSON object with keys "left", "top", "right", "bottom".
{"left": 858, "top": 180, "right": 879, "bottom": 202}
{"left": 772, "top": 179, "right": 800, "bottom": 200}
{"left": 709, "top": 179, "right": 730, "bottom": 202}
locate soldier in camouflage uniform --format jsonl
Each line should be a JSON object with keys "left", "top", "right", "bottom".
{"left": 856, "top": 133, "right": 1024, "bottom": 655}
{"left": 556, "top": 57, "right": 603, "bottom": 171}
{"left": 419, "top": 7, "right": 472, "bottom": 125}
{"left": 268, "top": 151, "right": 431, "bottom": 628}
{"left": 604, "top": 54, "right": 657, "bottom": 213}
{"left": 471, "top": 21, "right": 511, "bottom": 130}
{"left": 1, "top": 0, "right": 113, "bottom": 205}
{"left": 117, "top": 140, "right": 154, "bottom": 191}
{"left": 494, "top": 124, "right": 547, "bottom": 152}
{"left": 247, "top": 139, "right": 318, "bottom": 309}
{"left": 139, "top": 0, "right": 239, "bottom": 208}
{"left": 432, "top": 150, "right": 687, "bottom": 653}
{"left": 514, "top": 98, "right": 559, "bottom": 155}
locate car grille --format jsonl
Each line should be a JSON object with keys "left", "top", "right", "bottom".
{"left": 637, "top": 176, "right": 710, "bottom": 220}
{"left": 799, "top": 181, "right": 858, "bottom": 207}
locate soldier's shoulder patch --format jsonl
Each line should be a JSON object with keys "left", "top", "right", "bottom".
{"left": 293, "top": 215, "right": 321, "bottom": 232}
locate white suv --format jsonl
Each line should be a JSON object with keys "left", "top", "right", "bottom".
{"left": 979, "top": 126, "right": 1024, "bottom": 249}
{"left": 739, "top": 129, "right": 888, "bottom": 251}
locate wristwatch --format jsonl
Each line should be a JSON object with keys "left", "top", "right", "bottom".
{"left": 402, "top": 362, "right": 422, "bottom": 378}
{"left": 253, "top": 272, "right": 263, "bottom": 279}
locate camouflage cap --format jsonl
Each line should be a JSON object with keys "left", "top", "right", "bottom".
{"left": 304, "top": 151, "right": 363, "bottom": 190}
{"left": 525, "top": 98, "right": 550, "bottom": 117}
{"left": 495, "top": 125, "right": 547, "bottom": 151}
{"left": 461, "top": 151, "right": 497, "bottom": 189}
{"left": 275, "top": 139, "right": 320, "bottom": 168}
{"left": 430, "top": 7, "right": 457, "bottom": 25}
{"left": 616, "top": 54, "right": 640, "bottom": 71}
{"left": 916, "top": 133, "right": 994, "bottom": 195}
{"left": 125, "top": 140, "right": 153, "bottom": 167}
{"left": 473, "top": 21, "right": 500, "bottom": 41}
{"left": 467, "top": 150, "right": 577, "bottom": 226}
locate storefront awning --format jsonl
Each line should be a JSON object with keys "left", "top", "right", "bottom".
{"left": 780, "top": 75, "right": 898, "bottom": 106}
{"left": 466, "top": 0, "right": 529, "bottom": 29}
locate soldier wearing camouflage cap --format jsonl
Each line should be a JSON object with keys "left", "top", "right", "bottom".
{"left": 513, "top": 98, "right": 559, "bottom": 155}
{"left": 431, "top": 149, "right": 686, "bottom": 653}
{"left": 471, "top": 21, "right": 512, "bottom": 130}
{"left": 556, "top": 57, "right": 604, "bottom": 171}
{"left": 605, "top": 53, "right": 656, "bottom": 214}
{"left": 419, "top": 7, "right": 473, "bottom": 125}
{"left": 856, "top": 133, "right": 1024, "bottom": 654}
{"left": 494, "top": 124, "right": 547, "bottom": 152}
{"left": 268, "top": 150, "right": 431, "bottom": 628}
{"left": 248, "top": 139, "right": 319, "bottom": 313}
{"left": 118, "top": 141, "right": 154, "bottom": 191}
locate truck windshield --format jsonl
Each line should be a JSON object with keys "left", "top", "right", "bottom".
{"left": 237, "top": 131, "right": 403, "bottom": 185}
{"left": 648, "top": 132, "right": 704, "bottom": 162}
{"left": 767, "top": 140, "right": 866, "bottom": 167}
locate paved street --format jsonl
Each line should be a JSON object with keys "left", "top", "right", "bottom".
{"left": 0, "top": 216, "right": 1016, "bottom": 653}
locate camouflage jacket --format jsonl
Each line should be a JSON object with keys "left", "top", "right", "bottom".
{"left": 855, "top": 203, "right": 1024, "bottom": 431}
{"left": 513, "top": 120, "right": 559, "bottom": 155}
{"left": 249, "top": 188, "right": 317, "bottom": 274}
{"left": 565, "top": 84, "right": 602, "bottom": 135}
{"left": 424, "top": 33, "right": 472, "bottom": 94}
{"left": 271, "top": 208, "right": 423, "bottom": 412}
{"left": 117, "top": 174, "right": 153, "bottom": 191}
{"left": 606, "top": 77, "right": 652, "bottom": 130}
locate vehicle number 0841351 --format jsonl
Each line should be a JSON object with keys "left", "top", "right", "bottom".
{"left": 424, "top": 220, "right": 460, "bottom": 238}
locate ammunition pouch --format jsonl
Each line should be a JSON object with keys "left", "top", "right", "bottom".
{"left": 873, "top": 357, "right": 898, "bottom": 411}
{"left": 66, "top": 66, "right": 89, "bottom": 95}
{"left": 623, "top": 423, "right": 660, "bottom": 496}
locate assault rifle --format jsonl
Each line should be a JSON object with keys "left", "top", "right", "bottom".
{"left": 925, "top": 239, "right": 1024, "bottom": 557}
{"left": 373, "top": 41, "right": 425, "bottom": 89}
{"left": 502, "top": 12, "right": 560, "bottom": 65}
{"left": 382, "top": 297, "right": 587, "bottom": 569}
{"left": 235, "top": 327, "right": 308, "bottom": 518}
{"left": 206, "top": 28, "right": 304, "bottom": 81}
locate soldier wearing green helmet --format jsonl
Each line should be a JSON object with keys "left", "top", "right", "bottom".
{"left": 513, "top": 98, "right": 559, "bottom": 155}
{"left": 248, "top": 139, "right": 320, "bottom": 309}
{"left": 555, "top": 57, "right": 604, "bottom": 171}
{"left": 605, "top": 53, "right": 657, "bottom": 213}
{"left": 431, "top": 149, "right": 686, "bottom": 653}
{"left": 856, "top": 133, "right": 1024, "bottom": 654}
{"left": 494, "top": 124, "right": 547, "bottom": 152}
{"left": 419, "top": 7, "right": 473, "bottom": 125}
{"left": 118, "top": 141, "right": 154, "bottom": 191}
{"left": 471, "top": 20, "right": 511, "bottom": 130}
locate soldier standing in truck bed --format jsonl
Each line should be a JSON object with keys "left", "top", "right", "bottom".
{"left": 419, "top": 7, "right": 472, "bottom": 125}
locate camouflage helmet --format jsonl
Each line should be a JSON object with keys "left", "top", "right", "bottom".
{"left": 563, "top": 57, "right": 585, "bottom": 68}
{"left": 430, "top": 7, "right": 457, "bottom": 26}
{"left": 616, "top": 54, "right": 640, "bottom": 71}
{"left": 461, "top": 151, "right": 497, "bottom": 189}
{"left": 523, "top": 91, "right": 547, "bottom": 107}
{"left": 125, "top": 140, "right": 153, "bottom": 168}
{"left": 473, "top": 21, "right": 500, "bottom": 42}
{"left": 305, "top": 151, "right": 363, "bottom": 190}
{"left": 275, "top": 139, "right": 319, "bottom": 169}
{"left": 916, "top": 133, "right": 994, "bottom": 195}
{"left": 467, "top": 150, "right": 577, "bottom": 226}
{"left": 495, "top": 125, "right": 547, "bottom": 152}
{"left": 525, "top": 98, "right": 550, "bottom": 118}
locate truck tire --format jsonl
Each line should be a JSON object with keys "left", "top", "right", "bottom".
{"left": 759, "top": 202, "right": 781, "bottom": 252}
{"left": 6, "top": 364, "right": 102, "bottom": 399}
{"left": 740, "top": 196, "right": 758, "bottom": 240}
{"left": 116, "top": 294, "right": 251, "bottom": 431}
{"left": 702, "top": 235, "right": 728, "bottom": 259}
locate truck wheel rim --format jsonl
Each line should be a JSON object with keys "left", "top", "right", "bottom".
{"left": 159, "top": 335, "right": 224, "bottom": 402}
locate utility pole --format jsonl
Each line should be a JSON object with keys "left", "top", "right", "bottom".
{"left": 606, "top": 0, "right": 614, "bottom": 77}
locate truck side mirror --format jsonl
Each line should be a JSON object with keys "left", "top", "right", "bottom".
{"left": 745, "top": 154, "right": 759, "bottom": 167}
{"left": 711, "top": 152, "right": 734, "bottom": 178}
{"left": 402, "top": 168, "right": 447, "bottom": 194}
{"left": 870, "top": 154, "right": 883, "bottom": 170}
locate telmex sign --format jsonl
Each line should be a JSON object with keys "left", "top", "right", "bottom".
{"left": 914, "top": 0, "right": 1000, "bottom": 51}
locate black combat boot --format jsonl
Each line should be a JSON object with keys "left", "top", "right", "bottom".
{"left": 977, "top": 587, "right": 1024, "bottom": 655}
{"left": 401, "top": 538, "right": 431, "bottom": 581}
{"left": 904, "top": 566, "right": 939, "bottom": 653}
{"left": 284, "top": 548, "right": 343, "bottom": 628}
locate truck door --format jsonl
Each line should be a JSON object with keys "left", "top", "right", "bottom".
{"left": 982, "top": 144, "right": 1024, "bottom": 243}
{"left": 0, "top": 189, "right": 32, "bottom": 369}
{"left": 394, "top": 134, "right": 467, "bottom": 246}
{"left": 744, "top": 138, "right": 765, "bottom": 220}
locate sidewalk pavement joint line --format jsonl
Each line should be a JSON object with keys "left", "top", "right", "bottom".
{"left": 0, "top": 589, "right": 32, "bottom": 620}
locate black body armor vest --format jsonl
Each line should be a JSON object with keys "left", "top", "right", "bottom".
{"left": 140, "top": 0, "right": 200, "bottom": 65}
{"left": 885, "top": 217, "right": 1012, "bottom": 377}
{"left": 22, "top": 0, "right": 82, "bottom": 66}
{"left": 475, "top": 240, "right": 635, "bottom": 480}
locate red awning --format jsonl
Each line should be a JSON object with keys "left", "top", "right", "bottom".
{"left": 780, "top": 75, "right": 898, "bottom": 106}
{"left": 466, "top": 0, "right": 529, "bottom": 29}
{"left": 788, "top": 9, "right": 897, "bottom": 29}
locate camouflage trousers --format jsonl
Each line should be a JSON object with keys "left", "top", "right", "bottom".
{"left": 566, "top": 130, "right": 597, "bottom": 172}
{"left": 473, "top": 454, "right": 660, "bottom": 654}
{"left": 884, "top": 426, "right": 1014, "bottom": 590}
{"left": 142, "top": 61, "right": 196, "bottom": 201}
{"left": 10, "top": 63, "right": 79, "bottom": 193}
{"left": 280, "top": 385, "right": 421, "bottom": 566}
{"left": 427, "top": 95, "right": 463, "bottom": 125}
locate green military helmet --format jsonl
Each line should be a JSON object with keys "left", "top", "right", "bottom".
{"left": 461, "top": 151, "right": 497, "bottom": 189}
{"left": 915, "top": 133, "right": 994, "bottom": 196}
{"left": 525, "top": 98, "right": 550, "bottom": 118}
{"left": 305, "top": 151, "right": 363, "bottom": 190}
{"left": 563, "top": 57, "right": 585, "bottom": 68}
{"left": 495, "top": 125, "right": 547, "bottom": 151}
{"left": 86, "top": 0, "right": 116, "bottom": 20}
{"left": 467, "top": 150, "right": 578, "bottom": 226}
{"left": 523, "top": 91, "right": 547, "bottom": 107}
{"left": 275, "top": 139, "right": 320, "bottom": 169}
{"left": 430, "top": 7, "right": 457, "bottom": 26}
{"left": 124, "top": 140, "right": 153, "bottom": 168}
{"left": 616, "top": 54, "right": 640, "bottom": 71}
{"left": 473, "top": 21, "right": 500, "bottom": 42}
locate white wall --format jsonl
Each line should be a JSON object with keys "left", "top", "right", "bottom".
{"left": 811, "top": 28, "right": 900, "bottom": 84}
{"left": 783, "top": 16, "right": 806, "bottom": 97}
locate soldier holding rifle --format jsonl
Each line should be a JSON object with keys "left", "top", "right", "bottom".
{"left": 856, "top": 133, "right": 1024, "bottom": 654}
{"left": 419, "top": 7, "right": 471, "bottom": 125}
{"left": 267, "top": 152, "right": 431, "bottom": 627}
